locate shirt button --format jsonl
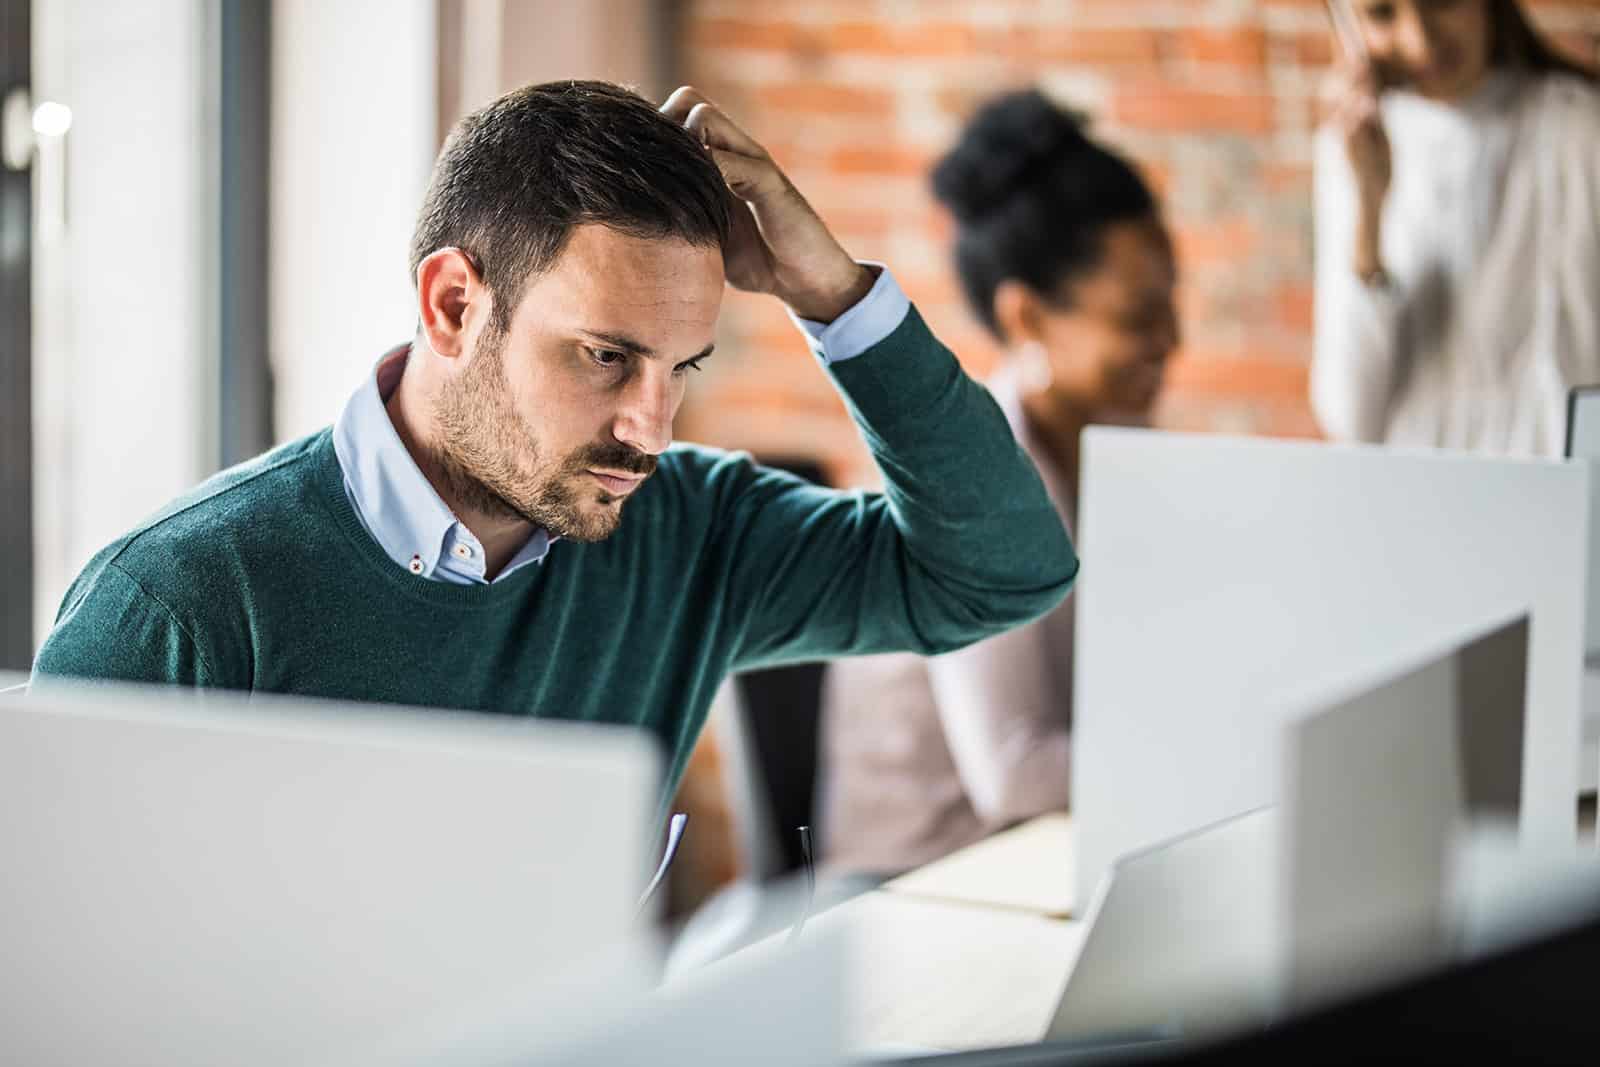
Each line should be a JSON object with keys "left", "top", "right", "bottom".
{"left": 452, "top": 543, "right": 474, "bottom": 560}
{"left": 408, "top": 555, "right": 424, "bottom": 575}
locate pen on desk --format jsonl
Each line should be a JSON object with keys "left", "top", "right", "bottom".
{"left": 637, "top": 811, "right": 689, "bottom": 913}
{"left": 787, "top": 824, "right": 816, "bottom": 945}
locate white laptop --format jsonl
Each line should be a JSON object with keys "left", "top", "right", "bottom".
{"left": 0, "top": 681, "right": 658, "bottom": 1066}
{"left": 1046, "top": 807, "right": 1279, "bottom": 1043}
{"left": 878, "top": 613, "right": 1532, "bottom": 1064}
{"left": 1277, "top": 611, "right": 1528, "bottom": 1012}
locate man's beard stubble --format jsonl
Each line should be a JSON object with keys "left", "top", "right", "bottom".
{"left": 428, "top": 326, "right": 656, "bottom": 543}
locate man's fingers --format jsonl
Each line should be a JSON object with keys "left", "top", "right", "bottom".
{"left": 685, "top": 101, "right": 767, "bottom": 159}
{"left": 659, "top": 85, "right": 708, "bottom": 123}
{"left": 707, "top": 145, "right": 782, "bottom": 201}
{"left": 662, "top": 87, "right": 768, "bottom": 156}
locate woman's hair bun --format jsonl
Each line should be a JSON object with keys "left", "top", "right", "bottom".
{"left": 931, "top": 90, "right": 1091, "bottom": 223}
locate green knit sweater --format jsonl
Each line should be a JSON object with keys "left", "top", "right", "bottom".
{"left": 33, "top": 308, "right": 1078, "bottom": 799}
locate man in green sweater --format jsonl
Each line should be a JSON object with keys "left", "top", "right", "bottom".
{"left": 32, "top": 82, "right": 1078, "bottom": 799}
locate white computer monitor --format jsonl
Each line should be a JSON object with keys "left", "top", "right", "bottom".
{"left": 1073, "top": 428, "right": 1587, "bottom": 909}
{"left": 1278, "top": 612, "right": 1529, "bottom": 1012}
{"left": 0, "top": 681, "right": 659, "bottom": 1066}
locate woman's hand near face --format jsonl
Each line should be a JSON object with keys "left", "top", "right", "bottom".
{"left": 1323, "top": 61, "right": 1393, "bottom": 278}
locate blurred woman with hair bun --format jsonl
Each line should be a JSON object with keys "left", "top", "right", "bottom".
{"left": 818, "top": 90, "right": 1179, "bottom": 876}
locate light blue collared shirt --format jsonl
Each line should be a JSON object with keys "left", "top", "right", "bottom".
{"left": 332, "top": 264, "right": 910, "bottom": 584}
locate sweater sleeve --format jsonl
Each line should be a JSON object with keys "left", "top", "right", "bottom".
{"left": 1310, "top": 126, "right": 1407, "bottom": 444}
{"left": 725, "top": 305, "right": 1078, "bottom": 671}
{"left": 31, "top": 561, "right": 214, "bottom": 687}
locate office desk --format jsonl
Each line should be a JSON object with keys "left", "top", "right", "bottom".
{"left": 718, "top": 815, "right": 1084, "bottom": 1053}
{"left": 882, "top": 813, "right": 1075, "bottom": 918}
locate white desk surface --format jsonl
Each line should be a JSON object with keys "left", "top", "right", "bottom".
{"left": 882, "top": 813, "right": 1075, "bottom": 918}
{"left": 713, "top": 815, "right": 1084, "bottom": 1053}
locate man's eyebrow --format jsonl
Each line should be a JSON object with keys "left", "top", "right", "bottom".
{"left": 579, "top": 330, "right": 654, "bottom": 356}
{"left": 578, "top": 330, "right": 714, "bottom": 363}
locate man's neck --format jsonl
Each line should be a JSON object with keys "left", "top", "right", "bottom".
{"left": 384, "top": 352, "right": 538, "bottom": 580}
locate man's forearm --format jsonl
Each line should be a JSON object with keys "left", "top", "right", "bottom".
{"left": 829, "top": 306, "right": 1079, "bottom": 648}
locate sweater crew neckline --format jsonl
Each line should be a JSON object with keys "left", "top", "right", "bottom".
{"left": 308, "top": 430, "right": 553, "bottom": 608}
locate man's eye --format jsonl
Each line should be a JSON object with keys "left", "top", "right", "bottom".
{"left": 674, "top": 357, "right": 707, "bottom": 376}
{"left": 591, "top": 348, "right": 626, "bottom": 369}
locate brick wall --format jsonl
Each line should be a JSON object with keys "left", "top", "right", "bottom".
{"left": 675, "top": 0, "right": 1600, "bottom": 486}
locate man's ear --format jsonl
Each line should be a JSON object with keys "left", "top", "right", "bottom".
{"left": 991, "top": 279, "right": 1048, "bottom": 350}
{"left": 416, "top": 248, "right": 488, "bottom": 360}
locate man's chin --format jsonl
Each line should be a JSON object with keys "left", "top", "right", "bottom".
{"left": 549, "top": 497, "right": 627, "bottom": 543}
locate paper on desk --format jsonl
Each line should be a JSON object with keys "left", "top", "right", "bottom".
{"left": 832, "top": 892, "right": 1084, "bottom": 1052}
{"left": 883, "top": 813, "right": 1076, "bottom": 918}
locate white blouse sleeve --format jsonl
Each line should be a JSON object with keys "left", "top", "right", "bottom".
{"left": 1544, "top": 77, "right": 1600, "bottom": 393}
{"left": 1310, "top": 126, "right": 1408, "bottom": 443}
{"left": 924, "top": 614, "right": 1071, "bottom": 826}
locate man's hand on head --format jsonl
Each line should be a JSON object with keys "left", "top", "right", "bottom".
{"left": 661, "top": 86, "right": 875, "bottom": 325}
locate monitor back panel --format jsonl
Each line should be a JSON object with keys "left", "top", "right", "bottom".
{"left": 0, "top": 685, "right": 657, "bottom": 1066}
{"left": 1073, "top": 429, "right": 1586, "bottom": 908}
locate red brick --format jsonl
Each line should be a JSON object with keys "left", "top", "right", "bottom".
{"left": 1260, "top": 162, "right": 1312, "bottom": 195}
{"left": 1113, "top": 86, "right": 1276, "bottom": 134}
{"left": 1291, "top": 29, "right": 1337, "bottom": 67}
{"left": 1163, "top": 349, "right": 1309, "bottom": 402}
{"left": 824, "top": 145, "right": 934, "bottom": 178}
{"left": 753, "top": 83, "right": 896, "bottom": 118}
{"left": 1024, "top": 27, "right": 1165, "bottom": 65}
{"left": 1174, "top": 218, "right": 1259, "bottom": 266}
{"left": 827, "top": 21, "right": 979, "bottom": 57}
{"left": 1180, "top": 27, "right": 1269, "bottom": 68}
{"left": 1273, "top": 283, "right": 1315, "bottom": 333}
{"left": 1141, "top": 160, "right": 1175, "bottom": 201}
{"left": 1260, "top": 403, "right": 1325, "bottom": 440}
{"left": 678, "top": 3, "right": 1600, "bottom": 449}
{"left": 692, "top": 17, "right": 813, "bottom": 53}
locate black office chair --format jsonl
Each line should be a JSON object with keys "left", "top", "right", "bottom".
{"left": 663, "top": 458, "right": 834, "bottom": 975}
{"left": 730, "top": 656, "right": 826, "bottom": 879}
{"left": 718, "top": 455, "right": 831, "bottom": 881}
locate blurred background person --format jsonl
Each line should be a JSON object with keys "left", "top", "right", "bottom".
{"left": 1312, "top": 0, "right": 1600, "bottom": 455}
{"left": 817, "top": 90, "right": 1179, "bottom": 878}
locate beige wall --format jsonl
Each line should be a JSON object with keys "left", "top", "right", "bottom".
{"left": 31, "top": 0, "right": 211, "bottom": 646}
{"left": 438, "top": 0, "right": 670, "bottom": 133}
{"left": 269, "top": 0, "right": 438, "bottom": 444}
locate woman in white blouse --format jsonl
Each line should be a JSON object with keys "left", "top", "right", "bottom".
{"left": 1314, "top": 0, "right": 1599, "bottom": 455}
{"left": 818, "top": 91, "right": 1179, "bottom": 876}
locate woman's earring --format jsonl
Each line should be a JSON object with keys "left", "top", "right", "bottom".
{"left": 1017, "top": 340, "right": 1053, "bottom": 394}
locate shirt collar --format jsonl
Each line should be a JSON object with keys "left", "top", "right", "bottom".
{"left": 331, "top": 345, "right": 553, "bottom": 583}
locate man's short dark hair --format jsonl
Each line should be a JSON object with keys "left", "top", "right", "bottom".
{"left": 410, "top": 80, "right": 732, "bottom": 331}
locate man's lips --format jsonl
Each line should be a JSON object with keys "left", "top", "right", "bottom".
{"left": 589, "top": 470, "right": 647, "bottom": 496}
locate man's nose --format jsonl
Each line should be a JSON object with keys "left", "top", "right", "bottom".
{"left": 612, "top": 373, "right": 675, "bottom": 456}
